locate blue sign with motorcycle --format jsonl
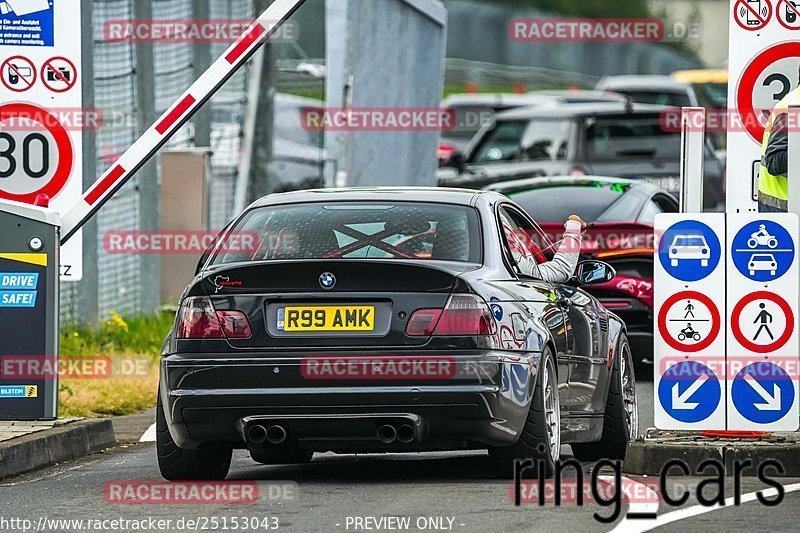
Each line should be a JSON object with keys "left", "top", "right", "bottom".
{"left": 658, "top": 361, "right": 721, "bottom": 423}
{"left": 731, "top": 220, "right": 795, "bottom": 282}
{"left": 731, "top": 363, "right": 795, "bottom": 425}
{"left": 658, "top": 221, "right": 721, "bottom": 282}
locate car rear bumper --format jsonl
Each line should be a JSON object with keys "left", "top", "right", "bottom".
{"left": 160, "top": 350, "right": 540, "bottom": 451}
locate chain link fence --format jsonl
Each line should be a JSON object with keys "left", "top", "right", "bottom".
{"left": 61, "top": 0, "right": 256, "bottom": 326}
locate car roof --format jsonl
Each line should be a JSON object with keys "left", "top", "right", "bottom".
{"left": 485, "top": 175, "right": 662, "bottom": 195}
{"left": 596, "top": 75, "right": 690, "bottom": 92}
{"left": 250, "top": 187, "right": 504, "bottom": 208}
{"left": 494, "top": 101, "right": 668, "bottom": 120}
{"left": 535, "top": 89, "right": 627, "bottom": 103}
{"left": 441, "top": 93, "right": 558, "bottom": 107}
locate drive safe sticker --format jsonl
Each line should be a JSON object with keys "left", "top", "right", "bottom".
{"left": 0, "top": 272, "right": 38, "bottom": 289}
{"left": 0, "top": 290, "right": 37, "bottom": 307}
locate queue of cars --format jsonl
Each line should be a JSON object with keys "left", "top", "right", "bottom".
{"left": 157, "top": 75, "right": 725, "bottom": 480}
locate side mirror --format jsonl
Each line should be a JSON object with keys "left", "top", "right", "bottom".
{"left": 575, "top": 260, "right": 616, "bottom": 286}
{"left": 447, "top": 151, "right": 468, "bottom": 173}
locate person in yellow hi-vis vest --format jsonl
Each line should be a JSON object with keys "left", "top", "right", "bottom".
{"left": 759, "top": 86, "right": 800, "bottom": 212}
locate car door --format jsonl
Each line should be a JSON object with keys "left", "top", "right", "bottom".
{"left": 505, "top": 205, "right": 609, "bottom": 417}
{"left": 494, "top": 205, "right": 570, "bottom": 398}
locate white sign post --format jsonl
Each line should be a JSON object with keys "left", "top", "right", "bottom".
{"left": 727, "top": 0, "right": 800, "bottom": 214}
{"left": 0, "top": 1, "right": 83, "bottom": 280}
{"left": 654, "top": 214, "right": 727, "bottom": 430}
{"left": 727, "top": 213, "right": 799, "bottom": 430}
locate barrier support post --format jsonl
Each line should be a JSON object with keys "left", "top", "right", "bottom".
{"left": 680, "top": 107, "right": 706, "bottom": 214}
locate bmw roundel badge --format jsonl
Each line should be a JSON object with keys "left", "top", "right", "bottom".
{"left": 320, "top": 272, "right": 336, "bottom": 289}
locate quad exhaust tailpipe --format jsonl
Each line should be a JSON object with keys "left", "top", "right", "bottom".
{"left": 377, "top": 424, "right": 397, "bottom": 444}
{"left": 246, "top": 424, "right": 288, "bottom": 445}
{"left": 266, "top": 425, "right": 288, "bottom": 445}
{"left": 246, "top": 424, "right": 268, "bottom": 445}
{"left": 396, "top": 424, "right": 416, "bottom": 444}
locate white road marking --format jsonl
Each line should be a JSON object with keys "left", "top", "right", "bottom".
{"left": 612, "top": 482, "right": 800, "bottom": 532}
{"left": 139, "top": 422, "right": 156, "bottom": 443}
{"left": 604, "top": 476, "right": 660, "bottom": 533}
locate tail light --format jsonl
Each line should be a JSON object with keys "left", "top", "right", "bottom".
{"left": 438, "top": 143, "right": 458, "bottom": 160}
{"left": 406, "top": 294, "right": 496, "bottom": 337}
{"left": 176, "top": 297, "right": 252, "bottom": 339}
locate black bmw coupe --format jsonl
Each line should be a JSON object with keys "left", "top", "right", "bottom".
{"left": 157, "top": 188, "right": 639, "bottom": 479}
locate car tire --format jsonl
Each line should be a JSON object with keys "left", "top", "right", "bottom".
{"left": 571, "top": 333, "right": 638, "bottom": 462}
{"left": 488, "top": 348, "right": 560, "bottom": 479}
{"left": 250, "top": 448, "right": 314, "bottom": 465}
{"left": 156, "top": 391, "right": 232, "bottom": 481}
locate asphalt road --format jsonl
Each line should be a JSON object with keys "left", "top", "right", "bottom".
{"left": 1, "top": 382, "right": 799, "bottom": 533}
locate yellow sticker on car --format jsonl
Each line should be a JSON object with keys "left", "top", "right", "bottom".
{"left": 278, "top": 306, "right": 375, "bottom": 332}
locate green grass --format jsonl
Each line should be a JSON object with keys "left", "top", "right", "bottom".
{"left": 58, "top": 311, "right": 175, "bottom": 418}
{"left": 61, "top": 310, "right": 175, "bottom": 358}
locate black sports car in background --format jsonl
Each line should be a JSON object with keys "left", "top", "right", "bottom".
{"left": 158, "top": 188, "right": 638, "bottom": 480}
{"left": 487, "top": 176, "right": 678, "bottom": 373}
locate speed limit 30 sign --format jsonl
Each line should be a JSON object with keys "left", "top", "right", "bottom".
{"left": 0, "top": 2, "right": 84, "bottom": 280}
{"left": 736, "top": 42, "right": 800, "bottom": 144}
{"left": 0, "top": 103, "right": 73, "bottom": 204}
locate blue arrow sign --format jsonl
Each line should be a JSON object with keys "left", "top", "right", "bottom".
{"left": 731, "top": 363, "right": 795, "bottom": 424}
{"left": 731, "top": 220, "right": 795, "bottom": 282}
{"left": 658, "top": 221, "right": 721, "bottom": 282}
{"left": 658, "top": 361, "right": 721, "bottom": 423}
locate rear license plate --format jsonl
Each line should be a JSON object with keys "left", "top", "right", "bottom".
{"left": 277, "top": 306, "right": 375, "bottom": 332}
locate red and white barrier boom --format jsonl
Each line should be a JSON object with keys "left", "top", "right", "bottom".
{"left": 60, "top": 0, "right": 308, "bottom": 243}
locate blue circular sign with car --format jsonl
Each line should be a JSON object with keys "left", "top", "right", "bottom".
{"left": 658, "top": 221, "right": 721, "bottom": 282}
{"left": 731, "top": 220, "right": 795, "bottom": 282}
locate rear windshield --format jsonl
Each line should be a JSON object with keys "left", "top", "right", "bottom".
{"left": 211, "top": 202, "right": 482, "bottom": 265}
{"left": 507, "top": 183, "right": 637, "bottom": 223}
{"left": 586, "top": 115, "right": 681, "bottom": 161}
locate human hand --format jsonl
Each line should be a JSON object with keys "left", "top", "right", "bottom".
{"left": 568, "top": 215, "right": 588, "bottom": 232}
